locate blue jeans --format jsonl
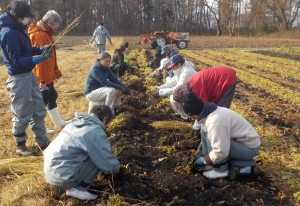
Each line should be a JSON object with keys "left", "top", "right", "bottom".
{"left": 216, "top": 77, "right": 237, "bottom": 108}
{"left": 201, "top": 129, "right": 260, "bottom": 171}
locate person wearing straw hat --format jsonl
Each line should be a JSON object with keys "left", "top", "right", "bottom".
{"left": 44, "top": 105, "right": 120, "bottom": 200}
{"left": 182, "top": 92, "right": 260, "bottom": 179}
{"left": 84, "top": 52, "right": 129, "bottom": 114}
{"left": 0, "top": 1, "right": 53, "bottom": 156}
{"left": 90, "top": 22, "right": 112, "bottom": 54}
{"left": 28, "top": 10, "right": 69, "bottom": 132}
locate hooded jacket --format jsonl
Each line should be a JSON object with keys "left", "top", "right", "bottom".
{"left": 43, "top": 112, "right": 120, "bottom": 189}
{"left": 90, "top": 26, "right": 111, "bottom": 45}
{"left": 28, "top": 20, "right": 62, "bottom": 84}
{"left": 0, "top": 12, "right": 41, "bottom": 75}
{"left": 84, "top": 60, "right": 124, "bottom": 95}
{"left": 110, "top": 49, "right": 125, "bottom": 68}
{"left": 188, "top": 66, "right": 236, "bottom": 102}
{"left": 199, "top": 105, "right": 260, "bottom": 164}
{"left": 158, "top": 61, "right": 197, "bottom": 96}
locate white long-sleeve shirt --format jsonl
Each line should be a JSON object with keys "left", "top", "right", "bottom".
{"left": 199, "top": 107, "right": 261, "bottom": 164}
{"left": 158, "top": 62, "right": 196, "bottom": 96}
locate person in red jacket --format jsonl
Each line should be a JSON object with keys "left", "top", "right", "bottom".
{"left": 28, "top": 10, "right": 69, "bottom": 132}
{"left": 173, "top": 66, "right": 237, "bottom": 109}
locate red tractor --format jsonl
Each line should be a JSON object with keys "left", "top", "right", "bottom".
{"left": 139, "top": 31, "right": 190, "bottom": 49}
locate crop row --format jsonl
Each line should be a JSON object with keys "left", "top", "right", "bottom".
{"left": 196, "top": 49, "right": 300, "bottom": 84}
{"left": 180, "top": 50, "right": 300, "bottom": 105}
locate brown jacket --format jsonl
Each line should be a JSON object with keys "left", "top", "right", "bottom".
{"left": 28, "top": 20, "right": 62, "bottom": 84}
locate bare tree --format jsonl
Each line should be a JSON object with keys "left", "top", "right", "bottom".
{"left": 264, "top": 0, "right": 300, "bottom": 30}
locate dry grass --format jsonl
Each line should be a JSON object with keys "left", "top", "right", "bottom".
{"left": 0, "top": 37, "right": 125, "bottom": 205}
{"left": 151, "top": 120, "right": 192, "bottom": 131}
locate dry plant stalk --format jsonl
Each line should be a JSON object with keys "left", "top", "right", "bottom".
{"left": 52, "top": 12, "right": 84, "bottom": 46}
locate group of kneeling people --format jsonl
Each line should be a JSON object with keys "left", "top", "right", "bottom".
{"left": 0, "top": 1, "right": 260, "bottom": 200}
{"left": 43, "top": 51, "right": 260, "bottom": 200}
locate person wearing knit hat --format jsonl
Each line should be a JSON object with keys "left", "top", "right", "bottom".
{"left": 84, "top": 52, "right": 129, "bottom": 114}
{"left": 152, "top": 54, "right": 197, "bottom": 120}
{"left": 110, "top": 46, "right": 130, "bottom": 77}
{"left": 183, "top": 92, "right": 261, "bottom": 180}
{"left": 183, "top": 92, "right": 204, "bottom": 117}
{"left": 174, "top": 66, "right": 237, "bottom": 109}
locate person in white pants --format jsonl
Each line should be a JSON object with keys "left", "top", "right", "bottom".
{"left": 84, "top": 52, "right": 129, "bottom": 114}
{"left": 152, "top": 54, "right": 196, "bottom": 120}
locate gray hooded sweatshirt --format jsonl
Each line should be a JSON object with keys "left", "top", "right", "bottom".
{"left": 90, "top": 25, "right": 111, "bottom": 45}
{"left": 43, "top": 112, "right": 119, "bottom": 189}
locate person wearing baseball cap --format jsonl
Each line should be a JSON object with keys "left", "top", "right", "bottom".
{"left": 152, "top": 54, "right": 197, "bottom": 120}
{"left": 161, "top": 45, "right": 179, "bottom": 78}
{"left": 183, "top": 92, "right": 260, "bottom": 179}
{"left": 84, "top": 52, "right": 129, "bottom": 114}
{"left": 148, "top": 58, "right": 170, "bottom": 81}
{"left": 0, "top": 1, "right": 53, "bottom": 156}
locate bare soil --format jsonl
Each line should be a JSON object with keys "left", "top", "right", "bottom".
{"left": 55, "top": 35, "right": 300, "bottom": 50}
{"left": 87, "top": 48, "right": 296, "bottom": 205}
{"left": 1, "top": 36, "right": 299, "bottom": 205}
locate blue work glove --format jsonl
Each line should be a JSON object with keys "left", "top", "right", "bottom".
{"left": 39, "top": 45, "right": 52, "bottom": 54}
{"left": 32, "top": 47, "right": 53, "bottom": 64}
{"left": 194, "top": 157, "right": 205, "bottom": 166}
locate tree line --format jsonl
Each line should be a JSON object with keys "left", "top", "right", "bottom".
{"left": 0, "top": 0, "right": 299, "bottom": 36}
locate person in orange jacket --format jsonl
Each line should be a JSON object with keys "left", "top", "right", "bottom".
{"left": 28, "top": 10, "right": 69, "bottom": 131}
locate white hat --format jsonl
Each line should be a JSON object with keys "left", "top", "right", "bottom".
{"left": 158, "top": 58, "right": 170, "bottom": 70}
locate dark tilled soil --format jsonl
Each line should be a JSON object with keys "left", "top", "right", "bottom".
{"left": 87, "top": 50, "right": 295, "bottom": 206}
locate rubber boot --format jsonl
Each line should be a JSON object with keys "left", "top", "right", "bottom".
{"left": 48, "top": 107, "right": 69, "bottom": 129}
{"left": 46, "top": 129, "right": 55, "bottom": 134}
{"left": 16, "top": 141, "right": 36, "bottom": 156}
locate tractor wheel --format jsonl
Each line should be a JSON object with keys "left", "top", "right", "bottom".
{"left": 229, "top": 165, "right": 240, "bottom": 180}
{"left": 177, "top": 40, "right": 188, "bottom": 49}
{"left": 156, "top": 35, "right": 167, "bottom": 47}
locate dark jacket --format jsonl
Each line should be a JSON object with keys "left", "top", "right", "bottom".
{"left": 168, "top": 48, "right": 178, "bottom": 58}
{"left": 84, "top": 60, "right": 124, "bottom": 95}
{"left": 154, "top": 46, "right": 165, "bottom": 58}
{"left": 0, "top": 12, "right": 41, "bottom": 75}
{"left": 110, "top": 50, "right": 125, "bottom": 68}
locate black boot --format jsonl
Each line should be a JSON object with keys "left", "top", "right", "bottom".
{"left": 16, "top": 141, "right": 36, "bottom": 156}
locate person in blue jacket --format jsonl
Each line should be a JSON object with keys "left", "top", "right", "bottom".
{"left": 161, "top": 45, "right": 178, "bottom": 78}
{"left": 0, "top": 1, "right": 53, "bottom": 156}
{"left": 84, "top": 52, "right": 129, "bottom": 114}
{"left": 44, "top": 105, "right": 120, "bottom": 200}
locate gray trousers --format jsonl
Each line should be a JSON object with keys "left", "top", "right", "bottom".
{"left": 75, "top": 158, "right": 99, "bottom": 191}
{"left": 216, "top": 78, "right": 237, "bottom": 108}
{"left": 6, "top": 72, "right": 50, "bottom": 146}
{"left": 97, "top": 44, "right": 106, "bottom": 53}
{"left": 201, "top": 129, "right": 260, "bottom": 171}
